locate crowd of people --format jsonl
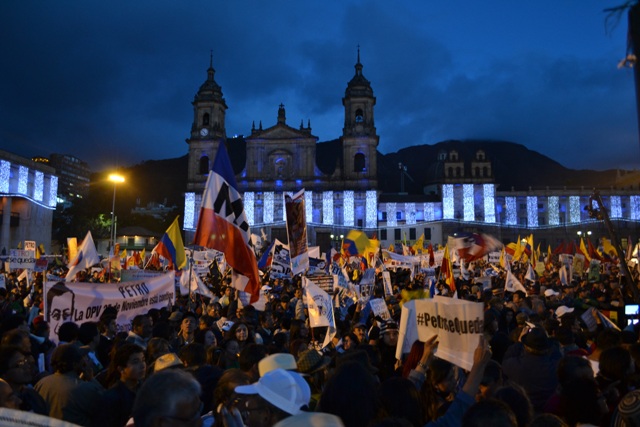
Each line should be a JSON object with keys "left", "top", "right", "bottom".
{"left": 0, "top": 253, "right": 640, "bottom": 427}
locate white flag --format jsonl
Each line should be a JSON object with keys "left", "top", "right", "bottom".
{"left": 65, "top": 231, "right": 101, "bottom": 281}
{"left": 525, "top": 264, "right": 536, "bottom": 282}
{"left": 505, "top": 270, "right": 527, "bottom": 295}
{"left": 303, "top": 276, "right": 336, "bottom": 349}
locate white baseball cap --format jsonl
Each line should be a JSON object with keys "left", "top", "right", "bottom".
{"left": 544, "top": 289, "right": 559, "bottom": 297}
{"left": 555, "top": 305, "right": 575, "bottom": 318}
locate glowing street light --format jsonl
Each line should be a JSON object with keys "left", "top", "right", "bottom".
{"left": 108, "top": 173, "right": 125, "bottom": 252}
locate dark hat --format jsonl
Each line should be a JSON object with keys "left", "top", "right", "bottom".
{"left": 522, "top": 327, "right": 551, "bottom": 352}
{"left": 336, "top": 349, "right": 378, "bottom": 375}
{"left": 379, "top": 319, "right": 399, "bottom": 336}
{"left": 297, "top": 349, "right": 331, "bottom": 375}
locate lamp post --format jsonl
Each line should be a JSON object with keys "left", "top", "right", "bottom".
{"left": 108, "top": 173, "right": 125, "bottom": 252}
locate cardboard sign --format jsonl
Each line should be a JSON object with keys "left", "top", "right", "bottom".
{"left": 397, "top": 296, "right": 484, "bottom": 371}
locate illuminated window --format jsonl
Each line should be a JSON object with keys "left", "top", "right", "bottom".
{"left": 443, "top": 184, "right": 454, "bottom": 219}
{"left": 527, "top": 196, "right": 538, "bottom": 227}
{"left": 366, "top": 190, "right": 377, "bottom": 228}
{"left": 505, "top": 197, "right": 517, "bottom": 225}
{"left": 323, "top": 192, "right": 333, "bottom": 225}
{"left": 0, "top": 161, "right": 10, "bottom": 193}
{"left": 18, "top": 166, "right": 28, "bottom": 195}
{"left": 406, "top": 203, "right": 416, "bottom": 225}
{"left": 387, "top": 203, "right": 397, "bottom": 226}
{"left": 463, "top": 184, "right": 474, "bottom": 222}
{"left": 569, "top": 196, "right": 581, "bottom": 223}
{"left": 610, "top": 196, "right": 622, "bottom": 218}
{"left": 483, "top": 184, "right": 495, "bottom": 223}
{"left": 344, "top": 191, "right": 354, "bottom": 227}
{"left": 548, "top": 196, "right": 559, "bottom": 225}
{"left": 34, "top": 171, "right": 44, "bottom": 202}
{"left": 305, "top": 191, "right": 313, "bottom": 224}
{"left": 184, "top": 192, "right": 195, "bottom": 229}
{"left": 244, "top": 192, "right": 254, "bottom": 226}
{"left": 264, "top": 192, "right": 274, "bottom": 223}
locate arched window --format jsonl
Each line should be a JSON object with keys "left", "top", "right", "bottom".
{"left": 448, "top": 167, "right": 453, "bottom": 177}
{"left": 202, "top": 113, "right": 210, "bottom": 126}
{"left": 456, "top": 167, "right": 461, "bottom": 177}
{"left": 199, "top": 156, "right": 209, "bottom": 175}
{"left": 475, "top": 167, "right": 480, "bottom": 177}
{"left": 355, "top": 109, "right": 364, "bottom": 123}
{"left": 354, "top": 153, "right": 366, "bottom": 172}
{"left": 483, "top": 166, "right": 489, "bottom": 177}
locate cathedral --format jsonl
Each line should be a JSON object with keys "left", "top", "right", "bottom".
{"left": 183, "top": 52, "right": 379, "bottom": 251}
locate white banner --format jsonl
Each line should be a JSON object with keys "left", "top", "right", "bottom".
{"left": 44, "top": 271, "right": 175, "bottom": 342}
{"left": 9, "top": 250, "right": 36, "bottom": 270}
{"left": 397, "top": 296, "right": 483, "bottom": 371}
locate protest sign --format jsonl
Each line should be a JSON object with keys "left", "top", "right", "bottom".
{"left": 397, "top": 296, "right": 483, "bottom": 371}
{"left": 44, "top": 271, "right": 175, "bottom": 343}
{"left": 285, "top": 189, "right": 309, "bottom": 276}
{"left": 9, "top": 250, "right": 35, "bottom": 270}
{"left": 305, "top": 274, "right": 336, "bottom": 294}
{"left": 382, "top": 271, "right": 393, "bottom": 296}
{"left": 270, "top": 241, "right": 292, "bottom": 278}
{"left": 24, "top": 241, "right": 36, "bottom": 252}
{"left": 370, "top": 298, "right": 391, "bottom": 321}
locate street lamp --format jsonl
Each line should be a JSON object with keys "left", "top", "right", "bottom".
{"left": 108, "top": 173, "right": 125, "bottom": 252}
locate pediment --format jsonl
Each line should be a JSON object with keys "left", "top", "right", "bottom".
{"left": 249, "top": 123, "right": 316, "bottom": 141}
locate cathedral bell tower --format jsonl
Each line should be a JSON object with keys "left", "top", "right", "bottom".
{"left": 342, "top": 47, "right": 378, "bottom": 189}
{"left": 186, "top": 52, "right": 228, "bottom": 192}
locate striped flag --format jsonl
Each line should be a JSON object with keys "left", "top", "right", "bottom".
{"left": 193, "top": 143, "right": 261, "bottom": 303}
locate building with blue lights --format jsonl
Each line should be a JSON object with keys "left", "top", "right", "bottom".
{"left": 0, "top": 150, "right": 58, "bottom": 253}
{"left": 182, "top": 56, "right": 640, "bottom": 253}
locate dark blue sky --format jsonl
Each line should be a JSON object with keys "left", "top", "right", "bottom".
{"left": 1, "top": 1, "right": 638, "bottom": 172}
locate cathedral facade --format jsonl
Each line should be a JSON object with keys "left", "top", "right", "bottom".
{"left": 183, "top": 53, "right": 379, "bottom": 250}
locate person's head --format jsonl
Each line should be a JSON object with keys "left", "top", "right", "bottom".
{"left": 229, "top": 322, "right": 251, "bottom": 343}
{"left": 462, "top": 399, "right": 517, "bottom": 427}
{"left": 99, "top": 313, "right": 118, "bottom": 337}
{"left": 561, "top": 377, "right": 607, "bottom": 426}
{"left": 223, "top": 339, "right": 241, "bottom": 359}
{"left": 57, "top": 321, "right": 79, "bottom": 343}
{"left": 50, "top": 343, "right": 84, "bottom": 374}
{"left": 232, "top": 368, "right": 310, "bottom": 427}
{"left": 207, "top": 302, "right": 222, "bottom": 319}
{"left": 477, "top": 360, "right": 504, "bottom": 401}
{"left": 428, "top": 357, "right": 457, "bottom": 395}
{"left": 213, "top": 368, "right": 251, "bottom": 411}
{"left": 493, "top": 385, "right": 533, "bottom": 427}
{"left": 352, "top": 323, "right": 367, "bottom": 343}
{"left": 318, "top": 361, "right": 378, "bottom": 427}
{"left": 112, "top": 343, "right": 146, "bottom": 384}
{"left": 180, "top": 313, "right": 198, "bottom": 336}
{"left": 342, "top": 332, "right": 359, "bottom": 351}
{"left": 557, "top": 355, "right": 594, "bottom": 387}
{"left": 238, "top": 344, "right": 267, "bottom": 377}
{"left": 0, "top": 378, "right": 21, "bottom": 409}
{"left": 378, "top": 377, "right": 424, "bottom": 427}
{"left": 132, "top": 369, "right": 202, "bottom": 427}
{"left": 259, "top": 311, "right": 275, "bottom": 330}
{"left": 78, "top": 321, "right": 100, "bottom": 347}
{"left": 194, "top": 328, "right": 217, "bottom": 348}
{"left": 132, "top": 314, "right": 153, "bottom": 339}
{"left": 1, "top": 329, "right": 31, "bottom": 355}
{"left": 0, "top": 346, "right": 32, "bottom": 386}
{"left": 599, "top": 346, "right": 634, "bottom": 381}
{"left": 179, "top": 343, "right": 207, "bottom": 368}
{"left": 146, "top": 337, "right": 171, "bottom": 365}
{"left": 379, "top": 320, "right": 399, "bottom": 347}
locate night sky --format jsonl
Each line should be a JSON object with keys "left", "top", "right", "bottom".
{"left": 1, "top": 1, "right": 638, "bottom": 172}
